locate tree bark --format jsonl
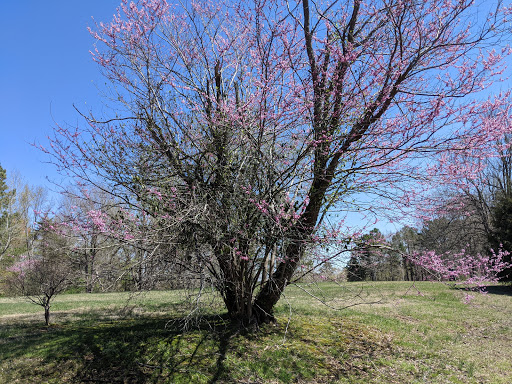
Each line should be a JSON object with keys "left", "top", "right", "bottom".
{"left": 44, "top": 305, "right": 50, "bottom": 326}
{"left": 253, "top": 241, "right": 302, "bottom": 323}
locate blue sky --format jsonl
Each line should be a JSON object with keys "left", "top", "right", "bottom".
{"left": 0, "top": 1, "right": 120, "bottom": 190}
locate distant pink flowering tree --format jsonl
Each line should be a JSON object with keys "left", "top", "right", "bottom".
{"left": 422, "top": 132, "right": 512, "bottom": 282}
{"left": 57, "top": 189, "right": 177, "bottom": 293}
{"left": 410, "top": 248, "right": 510, "bottom": 286}
{"left": 6, "top": 221, "right": 73, "bottom": 325}
{"left": 45, "top": 0, "right": 512, "bottom": 325}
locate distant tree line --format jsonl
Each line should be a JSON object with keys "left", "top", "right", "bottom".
{"left": 346, "top": 137, "right": 512, "bottom": 282}
{"left": 0, "top": 164, "right": 207, "bottom": 301}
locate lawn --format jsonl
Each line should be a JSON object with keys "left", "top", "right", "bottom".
{"left": 0, "top": 281, "right": 511, "bottom": 383}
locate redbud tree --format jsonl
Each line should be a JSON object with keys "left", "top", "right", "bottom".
{"left": 46, "top": 0, "right": 512, "bottom": 324}
{"left": 6, "top": 222, "right": 73, "bottom": 326}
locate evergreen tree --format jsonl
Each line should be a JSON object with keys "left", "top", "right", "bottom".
{"left": 490, "top": 195, "right": 512, "bottom": 281}
{"left": 0, "top": 164, "right": 15, "bottom": 259}
{"left": 347, "top": 229, "right": 384, "bottom": 282}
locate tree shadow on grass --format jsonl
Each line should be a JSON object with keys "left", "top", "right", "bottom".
{"left": 449, "top": 283, "right": 512, "bottom": 297}
{"left": 1, "top": 307, "right": 404, "bottom": 383}
{"left": 480, "top": 284, "right": 512, "bottom": 296}
{"left": 1, "top": 311, "right": 240, "bottom": 383}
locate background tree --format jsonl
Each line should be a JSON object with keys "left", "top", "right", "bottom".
{"left": 0, "top": 164, "right": 16, "bottom": 260}
{"left": 490, "top": 195, "right": 512, "bottom": 280}
{"left": 347, "top": 229, "right": 382, "bottom": 281}
{"left": 417, "top": 213, "right": 489, "bottom": 258}
{"left": 389, "top": 226, "right": 422, "bottom": 281}
{"left": 0, "top": 168, "right": 51, "bottom": 295}
{"left": 487, "top": 135, "right": 512, "bottom": 280}
{"left": 346, "top": 228, "right": 403, "bottom": 282}
{"left": 59, "top": 190, "right": 126, "bottom": 293}
{"left": 418, "top": 132, "right": 512, "bottom": 281}
{"left": 45, "top": 0, "right": 512, "bottom": 325}
{"left": 6, "top": 220, "right": 73, "bottom": 325}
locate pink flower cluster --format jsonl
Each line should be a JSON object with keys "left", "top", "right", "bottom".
{"left": 408, "top": 248, "right": 511, "bottom": 290}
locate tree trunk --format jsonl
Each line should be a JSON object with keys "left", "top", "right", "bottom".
{"left": 253, "top": 178, "right": 326, "bottom": 324}
{"left": 253, "top": 240, "right": 303, "bottom": 324}
{"left": 215, "top": 244, "right": 257, "bottom": 326}
{"left": 223, "top": 285, "right": 254, "bottom": 326}
{"left": 222, "top": 159, "right": 328, "bottom": 325}
{"left": 44, "top": 305, "right": 50, "bottom": 326}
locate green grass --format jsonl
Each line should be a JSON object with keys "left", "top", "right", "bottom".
{"left": 0, "top": 281, "right": 511, "bottom": 383}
